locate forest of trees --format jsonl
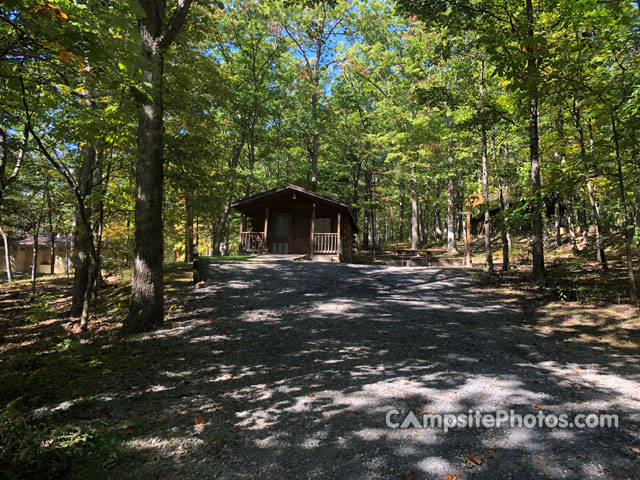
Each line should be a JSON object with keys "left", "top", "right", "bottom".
{"left": 1, "top": 0, "right": 639, "bottom": 331}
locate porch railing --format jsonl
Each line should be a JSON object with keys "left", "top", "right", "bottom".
{"left": 240, "top": 232, "right": 265, "bottom": 254}
{"left": 313, "top": 233, "right": 338, "bottom": 254}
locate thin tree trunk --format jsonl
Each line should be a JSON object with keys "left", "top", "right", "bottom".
{"left": 71, "top": 146, "right": 96, "bottom": 315}
{"left": 566, "top": 198, "right": 579, "bottom": 253}
{"left": 572, "top": 102, "right": 607, "bottom": 268}
{"left": 494, "top": 141, "right": 510, "bottom": 271}
{"left": 369, "top": 171, "right": 376, "bottom": 260}
{"left": 214, "top": 136, "right": 245, "bottom": 255}
{"left": 558, "top": 115, "right": 579, "bottom": 253}
{"left": 410, "top": 165, "right": 419, "bottom": 249}
{"left": 579, "top": 203, "right": 589, "bottom": 247}
{"left": 31, "top": 232, "right": 39, "bottom": 296}
{"left": 185, "top": 196, "right": 193, "bottom": 262}
{"left": 446, "top": 150, "right": 458, "bottom": 253}
{"left": 423, "top": 182, "right": 430, "bottom": 245}
{"left": 1, "top": 226, "right": 12, "bottom": 281}
{"left": 31, "top": 208, "right": 44, "bottom": 298}
{"left": 45, "top": 174, "right": 55, "bottom": 275}
{"left": 434, "top": 183, "right": 443, "bottom": 241}
{"left": 611, "top": 117, "right": 638, "bottom": 305}
{"left": 399, "top": 191, "right": 405, "bottom": 242}
{"left": 526, "top": 0, "right": 544, "bottom": 279}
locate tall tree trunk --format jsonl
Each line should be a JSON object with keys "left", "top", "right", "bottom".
{"left": 579, "top": 203, "right": 589, "bottom": 247}
{"left": 214, "top": 136, "right": 245, "bottom": 255}
{"left": 71, "top": 146, "right": 96, "bottom": 315}
{"left": 481, "top": 128, "right": 493, "bottom": 273}
{"left": 93, "top": 154, "right": 108, "bottom": 291}
{"left": 125, "top": 0, "right": 192, "bottom": 332}
{"left": 31, "top": 231, "right": 38, "bottom": 297}
{"left": 31, "top": 210, "right": 43, "bottom": 298}
{"left": 572, "top": 102, "right": 607, "bottom": 268}
{"left": 554, "top": 199, "right": 562, "bottom": 247}
{"left": 557, "top": 114, "right": 579, "bottom": 253}
{"left": 494, "top": 141, "right": 510, "bottom": 271}
{"left": 368, "top": 171, "right": 376, "bottom": 260}
{"left": 446, "top": 150, "right": 458, "bottom": 253}
{"left": 128, "top": 39, "right": 165, "bottom": 330}
{"left": 410, "top": 165, "right": 419, "bottom": 249}
{"left": 185, "top": 196, "right": 193, "bottom": 263}
{"left": 611, "top": 117, "right": 638, "bottom": 305}
{"left": 44, "top": 173, "right": 55, "bottom": 275}
{"left": 1, "top": 226, "right": 12, "bottom": 281}
{"left": 526, "top": 0, "right": 544, "bottom": 279}
{"left": 399, "top": 190, "right": 405, "bottom": 242}
{"left": 479, "top": 63, "right": 494, "bottom": 273}
{"left": 423, "top": 182, "right": 430, "bottom": 245}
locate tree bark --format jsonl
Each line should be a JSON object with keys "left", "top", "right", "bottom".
{"left": 45, "top": 173, "right": 55, "bottom": 274}
{"left": 185, "top": 196, "right": 193, "bottom": 262}
{"left": 494, "top": 141, "right": 510, "bottom": 271}
{"left": 446, "top": 150, "right": 458, "bottom": 253}
{"left": 1, "top": 226, "right": 11, "bottom": 281}
{"left": 71, "top": 146, "right": 97, "bottom": 315}
{"left": 526, "top": 0, "right": 544, "bottom": 279}
{"left": 572, "top": 104, "right": 607, "bottom": 269}
{"left": 128, "top": 41, "right": 165, "bottom": 331}
{"left": 410, "top": 165, "right": 419, "bottom": 249}
{"left": 611, "top": 117, "right": 638, "bottom": 305}
{"left": 423, "top": 182, "right": 430, "bottom": 245}
{"left": 126, "top": 0, "right": 192, "bottom": 332}
{"left": 479, "top": 61, "right": 493, "bottom": 272}
{"left": 399, "top": 189, "right": 405, "bottom": 242}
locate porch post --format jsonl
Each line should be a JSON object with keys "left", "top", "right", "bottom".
{"left": 337, "top": 210, "right": 341, "bottom": 260}
{"left": 310, "top": 202, "right": 316, "bottom": 257}
{"left": 263, "top": 205, "right": 269, "bottom": 253}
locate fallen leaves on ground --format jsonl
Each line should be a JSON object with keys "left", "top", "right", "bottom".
{"left": 464, "top": 450, "right": 483, "bottom": 468}
{"left": 532, "top": 457, "right": 548, "bottom": 467}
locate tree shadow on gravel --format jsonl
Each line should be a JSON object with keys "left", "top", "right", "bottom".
{"left": 10, "top": 261, "right": 640, "bottom": 479}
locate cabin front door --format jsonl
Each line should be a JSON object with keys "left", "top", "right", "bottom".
{"left": 271, "top": 214, "right": 291, "bottom": 254}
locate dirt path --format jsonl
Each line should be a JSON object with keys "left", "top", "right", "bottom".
{"left": 99, "top": 262, "right": 640, "bottom": 479}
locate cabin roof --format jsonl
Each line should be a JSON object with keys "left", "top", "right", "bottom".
{"left": 17, "top": 233, "right": 72, "bottom": 246}
{"left": 232, "top": 184, "right": 359, "bottom": 233}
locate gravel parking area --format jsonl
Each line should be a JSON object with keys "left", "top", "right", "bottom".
{"left": 104, "top": 261, "right": 640, "bottom": 479}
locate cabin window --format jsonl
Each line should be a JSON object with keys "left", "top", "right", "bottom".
{"left": 315, "top": 218, "right": 331, "bottom": 233}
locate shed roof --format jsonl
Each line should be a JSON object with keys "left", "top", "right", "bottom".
{"left": 17, "top": 233, "right": 72, "bottom": 246}
{"left": 232, "top": 184, "right": 359, "bottom": 233}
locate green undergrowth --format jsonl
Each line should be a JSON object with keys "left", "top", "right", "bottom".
{"left": 0, "top": 263, "right": 192, "bottom": 479}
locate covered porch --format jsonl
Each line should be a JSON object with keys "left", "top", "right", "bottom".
{"left": 232, "top": 184, "right": 358, "bottom": 262}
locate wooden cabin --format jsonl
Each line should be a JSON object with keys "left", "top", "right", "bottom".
{"left": 231, "top": 184, "right": 359, "bottom": 262}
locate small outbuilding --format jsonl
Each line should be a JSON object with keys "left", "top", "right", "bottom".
{"left": 231, "top": 184, "right": 359, "bottom": 262}
{"left": 13, "top": 234, "right": 73, "bottom": 274}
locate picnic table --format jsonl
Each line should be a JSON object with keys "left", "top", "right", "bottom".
{"left": 386, "top": 248, "right": 446, "bottom": 266}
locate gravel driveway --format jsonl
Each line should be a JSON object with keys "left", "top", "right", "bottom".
{"left": 112, "top": 261, "right": 640, "bottom": 479}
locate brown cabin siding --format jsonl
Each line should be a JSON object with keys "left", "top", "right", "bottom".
{"left": 233, "top": 185, "right": 358, "bottom": 260}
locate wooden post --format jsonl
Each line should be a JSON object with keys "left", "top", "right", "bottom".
{"left": 263, "top": 205, "right": 269, "bottom": 253}
{"left": 310, "top": 202, "right": 316, "bottom": 257}
{"left": 466, "top": 210, "right": 472, "bottom": 266}
{"left": 337, "top": 210, "right": 341, "bottom": 261}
